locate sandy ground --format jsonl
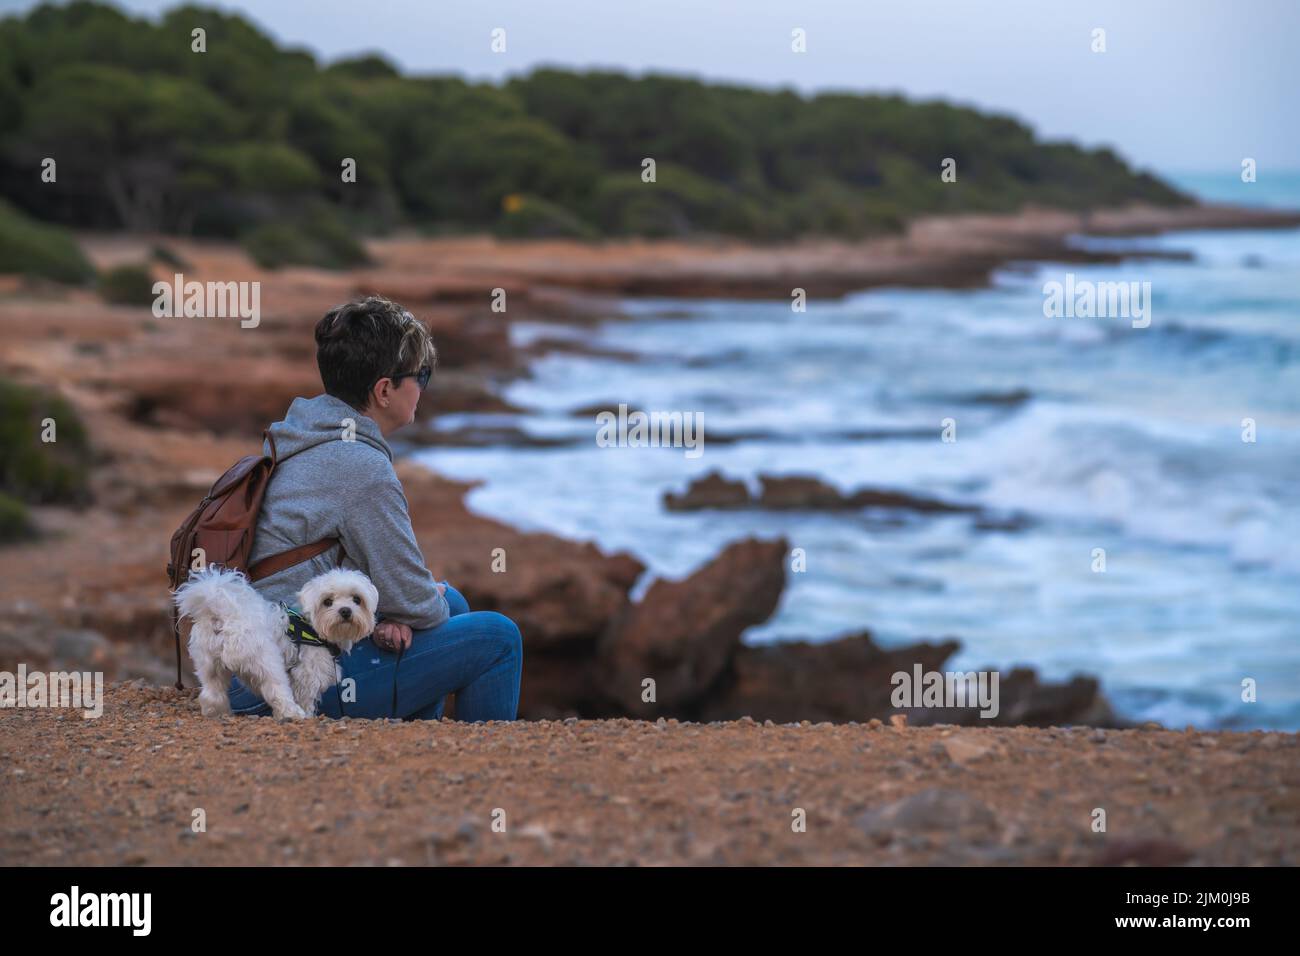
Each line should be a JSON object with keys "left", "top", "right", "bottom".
{"left": 2, "top": 684, "right": 1295, "bottom": 866}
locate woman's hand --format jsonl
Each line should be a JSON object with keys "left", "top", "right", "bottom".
{"left": 373, "top": 620, "right": 413, "bottom": 652}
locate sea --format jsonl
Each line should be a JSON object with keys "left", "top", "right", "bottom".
{"left": 414, "top": 171, "right": 1300, "bottom": 731}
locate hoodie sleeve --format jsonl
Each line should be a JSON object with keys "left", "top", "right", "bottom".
{"left": 338, "top": 463, "right": 450, "bottom": 631}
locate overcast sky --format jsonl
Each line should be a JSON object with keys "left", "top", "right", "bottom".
{"left": 4, "top": 0, "right": 1297, "bottom": 174}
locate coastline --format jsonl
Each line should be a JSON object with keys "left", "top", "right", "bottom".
{"left": 365, "top": 202, "right": 1300, "bottom": 300}
{"left": 1, "top": 201, "right": 1295, "bottom": 726}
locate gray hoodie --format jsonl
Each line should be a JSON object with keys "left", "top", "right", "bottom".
{"left": 248, "top": 392, "right": 450, "bottom": 630}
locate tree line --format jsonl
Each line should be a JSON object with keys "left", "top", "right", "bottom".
{"left": 0, "top": 1, "right": 1190, "bottom": 268}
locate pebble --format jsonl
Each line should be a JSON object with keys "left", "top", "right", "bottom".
{"left": 855, "top": 788, "right": 999, "bottom": 837}
{"left": 942, "top": 734, "right": 998, "bottom": 765}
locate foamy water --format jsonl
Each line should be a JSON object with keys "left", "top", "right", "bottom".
{"left": 416, "top": 183, "right": 1300, "bottom": 731}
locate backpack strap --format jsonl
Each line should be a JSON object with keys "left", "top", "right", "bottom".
{"left": 172, "top": 604, "right": 183, "bottom": 691}
{"left": 247, "top": 537, "right": 345, "bottom": 583}
{"left": 247, "top": 427, "right": 347, "bottom": 582}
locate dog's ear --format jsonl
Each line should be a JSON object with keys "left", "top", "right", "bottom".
{"left": 297, "top": 576, "right": 322, "bottom": 617}
{"left": 363, "top": 577, "right": 379, "bottom": 612}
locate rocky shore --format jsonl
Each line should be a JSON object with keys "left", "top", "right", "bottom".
{"left": 3, "top": 202, "right": 1297, "bottom": 728}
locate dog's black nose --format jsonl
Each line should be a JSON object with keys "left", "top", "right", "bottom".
{"left": 339, "top": 606, "right": 352, "bottom": 620}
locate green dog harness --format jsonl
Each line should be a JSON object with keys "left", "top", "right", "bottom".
{"left": 279, "top": 603, "right": 403, "bottom": 718}
{"left": 280, "top": 602, "right": 341, "bottom": 663}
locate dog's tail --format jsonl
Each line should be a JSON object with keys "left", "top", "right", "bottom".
{"left": 173, "top": 565, "right": 261, "bottom": 631}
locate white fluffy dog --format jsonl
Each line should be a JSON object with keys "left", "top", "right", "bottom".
{"left": 174, "top": 566, "right": 378, "bottom": 719}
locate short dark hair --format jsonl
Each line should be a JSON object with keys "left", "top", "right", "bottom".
{"left": 315, "top": 295, "right": 437, "bottom": 410}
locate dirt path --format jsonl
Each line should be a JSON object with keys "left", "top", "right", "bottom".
{"left": 2, "top": 684, "right": 1295, "bottom": 866}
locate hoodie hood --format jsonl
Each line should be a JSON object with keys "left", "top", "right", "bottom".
{"left": 263, "top": 393, "right": 392, "bottom": 464}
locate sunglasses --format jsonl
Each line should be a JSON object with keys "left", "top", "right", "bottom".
{"left": 388, "top": 364, "right": 432, "bottom": 392}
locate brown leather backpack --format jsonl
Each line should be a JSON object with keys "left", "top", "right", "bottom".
{"left": 165, "top": 429, "right": 345, "bottom": 688}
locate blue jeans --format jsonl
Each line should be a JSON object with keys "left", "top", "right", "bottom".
{"left": 226, "top": 584, "right": 522, "bottom": 721}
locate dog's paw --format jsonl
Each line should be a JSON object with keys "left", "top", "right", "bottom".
{"left": 198, "top": 695, "right": 231, "bottom": 718}
{"left": 272, "top": 702, "right": 309, "bottom": 721}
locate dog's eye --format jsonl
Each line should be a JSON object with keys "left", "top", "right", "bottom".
{"left": 352, "top": 595, "right": 361, "bottom": 605}
{"left": 323, "top": 597, "right": 333, "bottom": 607}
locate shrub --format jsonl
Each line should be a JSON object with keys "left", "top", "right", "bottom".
{"left": 200, "top": 142, "right": 322, "bottom": 193}
{"left": 242, "top": 205, "right": 371, "bottom": 270}
{"left": 0, "top": 492, "right": 36, "bottom": 545}
{"left": 0, "top": 377, "right": 93, "bottom": 508}
{"left": 493, "top": 194, "right": 599, "bottom": 240}
{"left": 0, "top": 200, "right": 95, "bottom": 284}
{"left": 150, "top": 244, "right": 191, "bottom": 270}
{"left": 98, "top": 263, "right": 156, "bottom": 305}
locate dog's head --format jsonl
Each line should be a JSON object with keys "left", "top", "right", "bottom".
{"left": 297, "top": 569, "right": 379, "bottom": 651}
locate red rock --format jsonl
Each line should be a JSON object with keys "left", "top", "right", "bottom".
{"left": 596, "top": 537, "right": 789, "bottom": 712}
{"left": 696, "top": 631, "right": 1122, "bottom": 728}
{"left": 662, "top": 470, "right": 751, "bottom": 510}
{"left": 847, "top": 488, "right": 977, "bottom": 514}
{"left": 663, "top": 471, "right": 979, "bottom": 514}
{"left": 698, "top": 631, "right": 958, "bottom": 723}
{"left": 758, "top": 475, "right": 850, "bottom": 510}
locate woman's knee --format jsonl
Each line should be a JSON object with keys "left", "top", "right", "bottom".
{"left": 479, "top": 611, "right": 522, "bottom": 660}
